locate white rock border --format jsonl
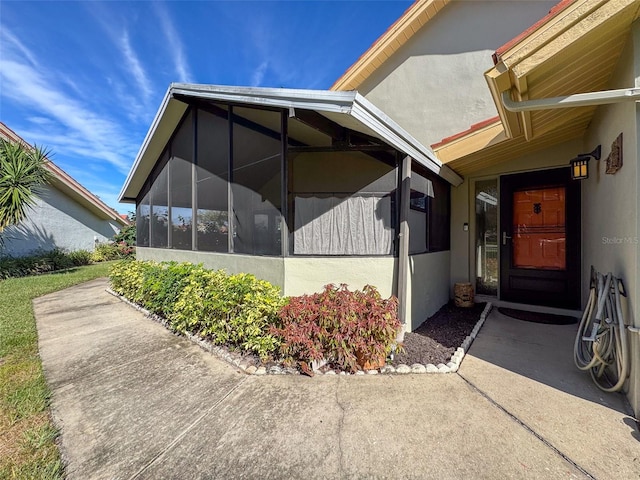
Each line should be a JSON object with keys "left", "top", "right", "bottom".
{"left": 107, "top": 288, "right": 492, "bottom": 376}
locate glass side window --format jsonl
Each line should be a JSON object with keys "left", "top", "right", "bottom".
{"left": 475, "top": 179, "right": 498, "bottom": 295}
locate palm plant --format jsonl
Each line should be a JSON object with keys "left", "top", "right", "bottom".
{"left": 0, "top": 138, "right": 52, "bottom": 244}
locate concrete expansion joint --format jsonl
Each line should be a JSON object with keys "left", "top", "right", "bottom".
{"left": 128, "top": 376, "right": 249, "bottom": 480}
{"left": 458, "top": 374, "right": 598, "bottom": 480}
{"left": 334, "top": 380, "right": 346, "bottom": 476}
{"left": 106, "top": 289, "right": 491, "bottom": 378}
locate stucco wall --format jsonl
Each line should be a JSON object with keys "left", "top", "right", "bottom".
{"left": 1, "top": 185, "right": 120, "bottom": 256}
{"left": 136, "top": 249, "right": 452, "bottom": 332}
{"left": 136, "top": 247, "right": 286, "bottom": 289}
{"left": 357, "top": 0, "right": 556, "bottom": 147}
{"left": 283, "top": 256, "right": 396, "bottom": 297}
{"left": 449, "top": 138, "right": 584, "bottom": 292}
{"left": 408, "top": 251, "right": 450, "bottom": 331}
{"left": 581, "top": 26, "right": 639, "bottom": 416}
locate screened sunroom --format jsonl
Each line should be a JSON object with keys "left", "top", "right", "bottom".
{"left": 119, "top": 84, "right": 462, "bottom": 329}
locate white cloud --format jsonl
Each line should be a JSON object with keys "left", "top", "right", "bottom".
{"left": 119, "top": 30, "right": 153, "bottom": 103}
{"left": 0, "top": 30, "right": 138, "bottom": 175}
{"left": 251, "top": 61, "right": 269, "bottom": 87}
{"left": 154, "top": 3, "right": 193, "bottom": 83}
{"left": 0, "top": 29, "right": 39, "bottom": 67}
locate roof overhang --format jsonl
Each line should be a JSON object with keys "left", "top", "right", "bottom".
{"left": 119, "top": 83, "right": 463, "bottom": 203}
{"left": 331, "top": 0, "right": 450, "bottom": 92}
{"left": 433, "top": 0, "right": 640, "bottom": 175}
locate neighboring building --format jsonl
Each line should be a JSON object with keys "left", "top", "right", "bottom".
{"left": 119, "top": 0, "right": 640, "bottom": 415}
{"left": 0, "top": 123, "right": 129, "bottom": 256}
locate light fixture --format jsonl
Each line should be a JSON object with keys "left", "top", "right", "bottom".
{"left": 570, "top": 145, "right": 601, "bottom": 180}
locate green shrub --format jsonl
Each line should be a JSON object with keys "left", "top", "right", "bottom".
{"left": 109, "top": 261, "right": 286, "bottom": 360}
{"left": 67, "top": 249, "right": 92, "bottom": 266}
{"left": 113, "top": 223, "right": 136, "bottom": 246}
{"left": 91, "top": 241, "right": 134, "bottom": 262}
{"left": 0, "top": 248, "right": 93, "bottom": 279}
{"left": 170, "top": 270, "right": 286, "bottom": 359}
{"left": 272, "top": 284, "right": 401, "bottom": 372}
{"left": 109, "top": 260, "right": 155, "bottom": 304}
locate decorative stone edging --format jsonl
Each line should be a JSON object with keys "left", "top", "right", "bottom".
{"left": 106, "top": 288, "right": 492, "bottom": 376}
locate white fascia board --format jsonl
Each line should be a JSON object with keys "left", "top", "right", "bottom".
{"left": 351, "top": 93, "right": 463, "bottom": 186}
{"left": 119, "top": 85, "right": 174, "bottom": 203}
{"left": 171, "top": 83, "right": 357, "bottom": 114}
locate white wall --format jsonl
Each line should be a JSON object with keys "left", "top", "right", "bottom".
{"left": 358, "top": 1, "right": 556, "bottom": 148}
{"left": 581, "top": 25, "right": 639, "bottom": 416}
{"left": 408, "top": 251, "right": 450, "bottom": 331}
{"left": 1, "top": 185, "right": 120, "bottom": 256}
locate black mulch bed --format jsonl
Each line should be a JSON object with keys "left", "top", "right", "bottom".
{"left": 390, "top": 301, "right": 487, "bottom": 367}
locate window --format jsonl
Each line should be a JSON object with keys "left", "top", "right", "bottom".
{"left": 291, "top": 151, "right": 396, "bottom": 256}
{"left": 150, "top": 152, "right": 169, "bottom": 248}
{"left": 136, "top": 186, "right": 150, "bottom": 247}
{"left": 170, "top": 111, "right": 194, "bottom": 250}
{"left": 231, "top": 108, "right": 282, "bottom": 255}
{"left": 429, "top": 176, "right": 450, "bottom": 251}
{"left": 196, "top": 108, "right": 229, "bottom": 252}
{"left": 294, "top": 195, "right": 393, "bottom": 255}
{"left": 408, "top": 173, "right": 432, "bottom": 254}
{"left": 408, "top": 167, "right": 450, "bottom": 254}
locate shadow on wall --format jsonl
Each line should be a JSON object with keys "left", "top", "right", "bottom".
{"left": 1, "top": 223, "right": 57, "bottom": 257}
{"left": 38, "top": 187, "right": 119, "bottom": 238}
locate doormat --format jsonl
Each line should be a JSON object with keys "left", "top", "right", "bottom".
{"left": 497, "top": 307, "right": 578, "bottom": 325}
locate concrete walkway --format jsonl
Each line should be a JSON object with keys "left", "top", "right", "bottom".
{"left": 33, "top": 279, "right": 639, "bottom": 479}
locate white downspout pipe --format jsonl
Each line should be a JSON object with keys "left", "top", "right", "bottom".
{"left": 502, "top": 87, "right": 640, "bottom": 112}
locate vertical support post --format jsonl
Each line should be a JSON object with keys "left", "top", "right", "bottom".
{"left": 227, "top": 106, "right": 234, "bottom": 253}
{"left": 397, "top": 155, "right": 411, "bottom": 337}
{"left": 280, "top": 110, "right": 289, "bottom": 257}
{"left": 192, "top": 108, "right": 198, "bottom": 251}
{"left": 166, "top": 151, "right": 172, "bottom": 249}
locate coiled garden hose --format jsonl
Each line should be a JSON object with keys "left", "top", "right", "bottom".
{"left": 573, "top": 268, "right": 629, "bottom": 392}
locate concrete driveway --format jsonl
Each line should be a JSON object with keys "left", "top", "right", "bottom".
{"left": 33, "top": 278, "right": 639, "bottom": 479}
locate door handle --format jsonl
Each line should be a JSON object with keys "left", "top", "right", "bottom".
{"left": 502, "top": 231, "right": 512, "bottom": 245}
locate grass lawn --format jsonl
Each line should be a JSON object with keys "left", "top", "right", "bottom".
{"left": 0, "top": 262, "right": 115, "bottom": 479}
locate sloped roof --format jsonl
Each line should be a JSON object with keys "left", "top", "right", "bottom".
{"left": 330, "top": 0, "right": 450, "bottom": 91}
{"left": 0, "top": 122, "right": 129, "bottom": 226}
{"left": 119, "top": 83, "right": 463, "bottom": 202}
{"left": 434, "top": 0, "right": 640, "bottom": 174}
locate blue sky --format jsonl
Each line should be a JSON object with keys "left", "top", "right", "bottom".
{"left": 0, "top": 0, "right": 412, "bottom": 213}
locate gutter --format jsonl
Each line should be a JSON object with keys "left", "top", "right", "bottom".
{"left": 501, "top": 87, "right": 640, "bottom": 113}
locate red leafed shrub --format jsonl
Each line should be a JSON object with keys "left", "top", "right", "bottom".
{"left": 272, "top": 284, "right": 401, "bottom": 372}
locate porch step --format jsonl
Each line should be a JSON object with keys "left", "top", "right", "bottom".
{"left": 474, "top": 295, "right": 582, "bottom": 318}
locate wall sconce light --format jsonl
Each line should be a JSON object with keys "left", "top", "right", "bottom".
{"left": 570, "top": 145, "right": 601, "bottom": 180}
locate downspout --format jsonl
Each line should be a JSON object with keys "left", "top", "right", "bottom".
{"left": 501, "top": 87, "right": 640, "bottom": 112}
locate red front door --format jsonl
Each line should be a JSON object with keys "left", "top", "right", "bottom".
{"left": 512, "top": 187, "right": 566, "bottom": 271}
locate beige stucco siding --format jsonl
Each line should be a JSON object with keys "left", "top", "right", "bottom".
{"left": 408, "top": 251, "right": 450, "bottom": 331}
{"left": 582, "top": 25, "right": 639, "bottom": 416}
{"left": 283, "top": 256, "right": 396, "bottom": 299}
{"left": 136, "top": 248, "right": 455, "bottom": 332}
{"left": 136, "top": 248, "right": 286, "bottom": 289}
{"left": 357, "top": 0, "right": 557, "bottom": 148}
